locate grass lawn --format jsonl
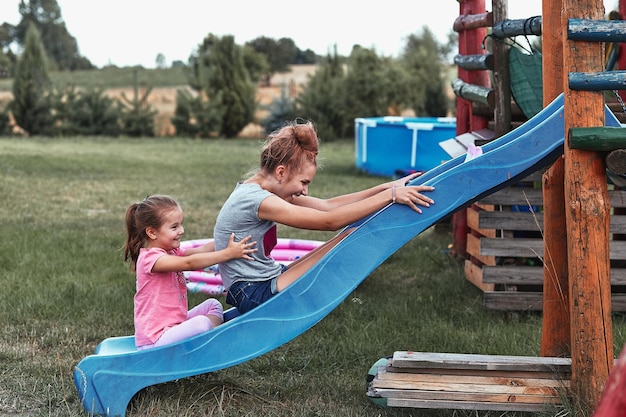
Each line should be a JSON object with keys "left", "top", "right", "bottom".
{"left": 1, "top": 136, "right": 624, "bottom": 417}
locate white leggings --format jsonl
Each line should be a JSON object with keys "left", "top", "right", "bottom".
{"left": 138, "top": 298, "right": 223, "bottom": 350}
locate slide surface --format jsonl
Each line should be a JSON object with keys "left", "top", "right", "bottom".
{"left": 74, "top": 94, "right": 613, "bottom": 417}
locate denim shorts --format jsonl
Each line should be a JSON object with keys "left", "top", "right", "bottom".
{"left": 226, "top": 278, "right": 278, "bottom": 314}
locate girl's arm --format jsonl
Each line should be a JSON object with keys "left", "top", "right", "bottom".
{"left": 183, "top": 240, "right": 215, "bottom": 256}
{"left": 259, "top": 181, "right": 434, "bottom": 231}
{"left": 292, "top": 172, "right": 422, "bottom": 211}
{"left": 152, "top": 234, "right": 256, "bottom": 273}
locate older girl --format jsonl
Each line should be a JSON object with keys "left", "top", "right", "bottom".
{"left": 214, "top": 120, "right": 434, "bottom": 314}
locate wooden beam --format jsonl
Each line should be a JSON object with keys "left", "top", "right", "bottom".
{"left": 492, "top": 16, "right": 542, "bottom": 38}
{"left": 453, "top": 11, "right": 493, "bottom": 32}
{"left": 607, "top": 149, "right": 626, "bottom": 174}
{"left": 563, "top": 0, "right": 614, "bottom": 408}
{"left": 568, "top": 18, "right": 626, "bottom": 42}
{"left": 569, "top": 127, "right": 626, "bottom": 150}
{"left": 454, "top": 53, "right": 494, "bottom": 71}
{"left": 569, "top": 70, "right": 626, "bottom": 91}
{"left": 452, "top": 78, "right": 495, "bottom": 107}
{"left": 541, "top": 0, "right": 570, "bottom": 359}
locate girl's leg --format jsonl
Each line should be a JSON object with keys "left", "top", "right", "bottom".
{"left": 187, "top": 298, "right": 224, "bottom": 327}
{"left": 139, "top": 299, "right": 224, "bottom": 350}
{"left": 275, "top": 228, "right": 355, "bottom": 292}
{"left": 150, "top": 315, "right": 214, "bottom": 348}
{"left": 188, "top": 298, "right": 224, "bottom": 328}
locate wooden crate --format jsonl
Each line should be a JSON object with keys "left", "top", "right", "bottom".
{"left": 368, "top": 351, "right": 571, "bottom": 412}
{"left": 464, "top": 169, "right": 626, "bottom": 311}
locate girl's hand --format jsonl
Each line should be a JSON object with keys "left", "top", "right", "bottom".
{"left": 391, "top": 171, "right": 424, "bottom": 188}
{"left": 394, "top": 184, "right": 435, "bottom": 214}
{"left": 226, "top": 233, "right": 257, "bottom": 259}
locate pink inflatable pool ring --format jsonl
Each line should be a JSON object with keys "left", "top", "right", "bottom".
{"left": 180, "top": 238, "right": 324, "bottom": 295}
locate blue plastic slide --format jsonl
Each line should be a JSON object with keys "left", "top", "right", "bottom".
{"left": 72, "top": 94, "right": 619, "bottom": 416}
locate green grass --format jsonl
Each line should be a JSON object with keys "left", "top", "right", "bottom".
{"left": 1, "top": 136, "right": 625, "bottom": 417}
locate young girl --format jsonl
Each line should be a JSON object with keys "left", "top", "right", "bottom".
{"left": 213, "top": 120, "right": 435, "bottom": 314}
{"left": 124, "top": 195, "right": 256, "bottom": 350}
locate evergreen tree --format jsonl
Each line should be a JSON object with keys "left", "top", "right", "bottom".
{"left": 401, "top": 28, "right": 449, "bottom": 117}
{"left": 51, "top": 85, "right": 121, "bottom": 136}
{"left": 192, "top": 34, "right": 256, "bottom": 138}
{"left": 171, "top": 88, "right": 224, "bottom": 138}
{"left": 296, "top": 47, "right": 346, "bottom": 141}
{"left": 343, "top": 47, "right": 393, "bottom": 123}
{"left": 15, "top": 0, "right": 92, "bottom": 70}
{"left": 11, "top": 22, "right": 53, "bottom": 135}
{"left": 118, "top": 70, "right": 157, "bottom": 137}
{"left": 0, "top": 22, "right": 16, "bottom": 77}
{"left": 261, "top": 84, "right": 298, "bottom": 135}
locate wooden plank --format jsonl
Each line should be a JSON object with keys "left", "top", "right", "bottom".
{"left": 385, "top": 365, "right": 569, "bottom": 380}
{"left": 477, "top": 187, "right": 624, "bottom": 207}
{"left": 390, "top": 351, "right": 571, "bottom": 373}
{"left": 612, "top": 215, "right": 626, "bottom": 234}
{"left": 484, "top": 292, "right": 626, "bottom": 311}
{"left": 482, "top": 265, "right": 543, "bottom": 284}
{"left": 464, "top": 260, "right": 495, "bottom": 291}
{"left": 477, "top": 211, "right": 544, "bottom": 231}
{"left": 387, "top": 397, "right": 560, "bottom": 412}
{"left": 372, "top": 380, "right": 562, "bottom": 396}
{"left": 467, "top": 205, "right": 497, "bottom": 237}
{"left": 372, "top": 388, "right": 562, "bottom": 405}
{"left": 610, "top": 190, "right": 626, "bottom": 208}
{"left": 478, "top": 238, "right": 626, "bottom": 260}
{"left": 473, "top": 212, "right": 623, "bottom": 234}
{"left": 370, "top": 349, "right": 572, "bottom": 412}
{"left": 484, "top": 291, "right": 544, "bottom": 311}
{"left": 374, "top": 370, "right": 569, "bottom": 389}
{"left": 482, "top": 265, "right": 626, "bottom": 285}
{"left": 479, "top": 237, "right": 543, "bottom": 258}
{"left": 466, "top": 233, "right": 496, "bottom": 265}
{"left": 480, "top": 188, "right": 544, "bottom": 206}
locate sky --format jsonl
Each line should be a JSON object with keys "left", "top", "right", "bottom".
{"left": 0, "top": 0, "right": 619, "bottom": 68}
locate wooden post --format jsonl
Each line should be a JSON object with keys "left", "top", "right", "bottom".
{"left": 452, "top": 0, "right": 490, "bottom": 258}
{"left": 491, "top": 0, "right": 511, "bottom": 137}
{"left": 563, "top": 0, "right": 614, "bottom": 409}
{"left": 541, "top": 0, "right": 571, "bottom": 358}
{"left": 619, "top": 0, "right": 626, "bottom": 98}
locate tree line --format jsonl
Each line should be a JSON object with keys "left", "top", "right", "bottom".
{"left": 0, "top": 0, "right": 456, "bottom": 139}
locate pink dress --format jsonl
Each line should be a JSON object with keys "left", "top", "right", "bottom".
{"left": 133, "top": 247, "right": 187, "bottom": 347}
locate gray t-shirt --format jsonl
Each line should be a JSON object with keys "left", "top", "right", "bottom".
{"left": 214, "top": 182, "right": 283, "bottom": 290}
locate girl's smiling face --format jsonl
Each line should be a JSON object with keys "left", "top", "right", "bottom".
{"left": 146, "top": 208, "right": 185, "bottom": 250}
{"left": 281, "top": 162, "right": 316, "bottom": 201}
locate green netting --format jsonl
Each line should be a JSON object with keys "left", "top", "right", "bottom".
{"left": 509, "top": 46, "right": 543, "bottom": 118}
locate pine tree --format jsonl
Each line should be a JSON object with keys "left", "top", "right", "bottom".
{"left": 296, "top": 47, "right": 347, "bottom": 141}
{"left": 191, "top": 34, "right": 256, "bottom": 138}
{"left": 11, "top": 22, "right": 53, "bottom": 135}
{"left": 118, "top": 69, "right": 157, "bottom": 137}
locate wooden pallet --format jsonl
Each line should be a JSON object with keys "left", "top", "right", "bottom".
{"left": 464, "top": 169, "right": 626, "bottom": 311}
{"left": 368, "top": 351, "right": 571, "bottom": 412}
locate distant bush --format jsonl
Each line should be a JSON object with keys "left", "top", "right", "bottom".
{"left": 51, "top": 85, "right": 122, "bottom": 136}
{"left": 261, "top": 85, "right": 299, "bottom": 135}
{"left": 171, "top": 88, "right": 223, "bottom": 138}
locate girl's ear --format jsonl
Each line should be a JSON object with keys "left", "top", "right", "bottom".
{"left": 275, "top": 165, "right": 287, "bottom": 182}
{"left": 145, "top": 227, "right": 157, "bottom": 240}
